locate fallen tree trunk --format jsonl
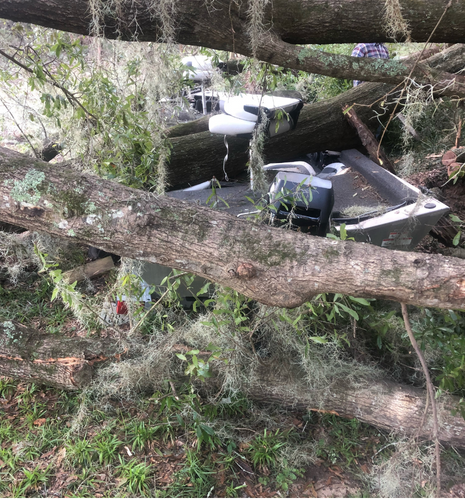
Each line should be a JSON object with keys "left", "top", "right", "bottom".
{"left": 2, "top": 0, "right": 465, "bottom": 46}
{"left": 0, "top": 319, "right": 123, "bottom": 390}
{"left": 165, "top": 45, "right": 465, "bottom": 189}
{"left": 2, "top": 0, "right": 465, "bottom": 94}
{"left": 1, "top": 320, "right": 464, "bottom": 447}
{"left": 1, "top": 146, "right": 465, "bottom": 311}
{"left": 248, "top": 363, "right": 465, "bottom": 448}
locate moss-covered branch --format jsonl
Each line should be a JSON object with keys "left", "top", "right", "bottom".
{"left": 1, "top": 146, "right": 465, "bottom": 311}
{"left": 1, "top": 1, "right": 465, "bottom": 92}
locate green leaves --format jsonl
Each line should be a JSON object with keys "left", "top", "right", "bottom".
{"left": 450, "top": 213, "right": 463, "bottom": 246}
{"left": 176, "top": 344, "right": 226, "bottom": 382}
{"left": 327, "top": 223, "right": 354, "bottom": 241}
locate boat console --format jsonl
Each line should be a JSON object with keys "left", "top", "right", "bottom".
{"left": 208, "top": 93, "right": 334, "bottom": 234}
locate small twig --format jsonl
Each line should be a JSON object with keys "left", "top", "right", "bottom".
{"left": 371, "top": 441, "right": 402, "bottom": 462}
{"left": 169, "top": 380, "right": 179, "bottom": 401}
{"left": 0, "top": 46, "right": 99, "bottom": 122}
{"left": 455, "top": 117, "right": 462, "bottom": 148}
{"left": 0, "top": 95, "right": 40, "bottom": 158}
{"left": 401, "top": 303, "right": 441, "bottom": 495}
{"left": 415, "top": 386, "right": 430, "bottom": 441}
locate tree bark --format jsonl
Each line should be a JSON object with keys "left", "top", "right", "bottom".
{"left": 343, "top": 104, "right": 396, "bottom": 174}
{"left": 1, "top": 146, "right": 465, "bottom": 311}
{"left": 248, "top": 364, "right": 465, "bottom": 448}
{"left": 62, "top": 256, "right": 115, "bottom": 284}
{"left": 2, "top": 319, "right": 464, "bottom": 447}
{"left": 0, "top": 319, "right": 122, "bottom": 390}
{"left": 1, "top": 2, "right": 465, "bottom": 95}
{"left": 165, "top": 44, "right": 465, "bottom": 189}
{"left": 1, "top": 0, "right": 464, "bottom": 45}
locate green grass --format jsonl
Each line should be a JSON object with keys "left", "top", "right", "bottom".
{"left": 1, "top": 371, "right": 465, "bottom": 497}
{"left": 168, "top": 448, "right": 216, "bottom": 497}
{"left": 1, "top": 264, "right": 465, "bottom": 497}
{"left": 126, "top": 420, "right": 160, "bottom": 451}
{"left": 66, "top": 437, "right": 95, "bottom": 468}
{"left": 93, "top": 430, "right": 123, "bottom": 466}
{"left": 248, "top": 429, "right": 285, "bottom": 470}
{"left": 117, "top": 458, "right": 153, "bottom": 496}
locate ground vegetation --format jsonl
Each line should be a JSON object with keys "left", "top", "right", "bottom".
{"left": 1, "top": 2, "right": 465, "bottom": 497}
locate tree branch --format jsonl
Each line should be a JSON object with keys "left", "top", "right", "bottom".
{"left": 401, "top": 303, "right": 441, "bottom": 495}
{"left": 0, "top": 47, "right": 99, "bottom": 122}
{"left": 255, "top": 34, "right": 465, "bottom": 98}
{"left": 1, "top": 1, "right": 465, "bottom": 89}
{"left": 1, "top": 146, "right": 465, "bottom": 311}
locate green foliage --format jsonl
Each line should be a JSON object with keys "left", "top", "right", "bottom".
{"left": 16, "top": 465, "right": 51, "bottom": 497}
{"left": 0, "top": 447, "right": 17, "bottom": 474}
{"left": 66, "top": 438, "right": 94, "bottom": 468}
{"left": 275, "top": 459, "right": 304, "bottom": 493}
{"left": 192, "top": 412, "right": 221, "bottom": 450}
{"left": 412, "top": 309, "right": 465, "bottom": 409}
{"left": 23, "top": 402, "right": 47, "bottom": 428}
{"left": 76, "top": 66, "right": 169, "bottom": 190}
{"left": 93, "top": 430, "right": 122, "bottom": 466}
{"left": 326, "top": 222, "right": 355, "bottom": 241}
{"left": 448, "top": 163, "right": 465, "bottom": 184}
{"left": 126, "top": 420, "right": 160, "bottom": 451}
{"left": 15, "top": 382, "right": 40, "bottom": 405}
{"left": 117, "top": 458, "right": 152, "bottom": 495}
{"left": 206, "top": 178, "right": 230, "bottom": 209}
{"left": 176, "top": 343, "right": 225, "bottom": 382}
{"left": 169, "top": 448, "right": 216, "bottom": 497}
{"left": 0, "top": 28, "right": 178, "bottom": 192}
{"left": 248, "top": 429, "right": 284, "bottom": 469}
{"left": 0, "top": 421, "right": 16, "bottom": 445}
{"left": 449, "top": 214, "right": 463, "bottom": 246}
{"left": 300, "top": 293, "right": 371, "bottom": 345}
{"left": 315, "top": 416, "right": 367, "bottom": 467}
{"left": 224, "top": 481, "right": 247, "bottom": 497}
{"left": 0, "top": 377, "right": 17, "bottom": 399}
{"left": 363, "top": 308, "right": 398, "bottom": 351}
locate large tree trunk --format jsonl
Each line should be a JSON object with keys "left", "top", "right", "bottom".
{"left": 1, "top": 2, "right": 465, "bottom": 95}
{"left": 1, "top": 146, "right": 465, "bottom": 311}
{"left": 2, "top": 319, "right": 464, "bottom": 448}
{"left": 0, "top": 319, "right": 122, "bottom": 390}
{"left": 165, "top": 45, "right": 465, "bottom": 188}
{"left": 249, "top": 364, "right": 465, "bottom": 448}
{"left": 1, "top": 0, "right": 464, "bottom": 45}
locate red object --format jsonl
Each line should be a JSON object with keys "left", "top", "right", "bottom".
{"left": 116, "top": 301, "right": 128, "bottom": 315}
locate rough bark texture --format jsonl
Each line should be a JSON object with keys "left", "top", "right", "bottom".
{"left": 343, "top": 104, "right": 396, "bottom": 174}
{"left": 0, "top": 319, "right": 122, "bottom": 389}
{"left": 165, "top": 45, "right": 465, "bottom": 188}
{"left": 1, "top": 2, "right": 465, "bottom": 94}
{"left": 2, "top": 320, "right": 464, "bottom": 447}
{"left": 1, "top": 146, "right": 465, "bottom": 311}
{"left": 1, "top": 0, "right": 464, "bottom": 44}
{"left": 62, "top": 256, "right": 115, "bottom": 284}
{"left": 249, "top": 364, "right": 465, "bottom": 448}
